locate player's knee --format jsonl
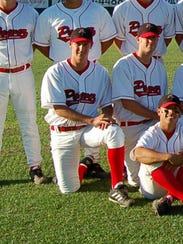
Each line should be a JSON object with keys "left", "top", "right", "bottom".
{"left": 58, "top": 182, "right": 80, "bottom": 194}
{"left": 105, "top": 124, "right": 125, "bottom": 148}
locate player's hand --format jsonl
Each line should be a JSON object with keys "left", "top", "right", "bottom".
{"left": 169, "top": 152, "right": 183, "bottom": 167}
{"left": 163, "top": 161, "right": 177, "bottom": 171}
{"left": 92, "top": 114, "right": 116, "bottom": 130}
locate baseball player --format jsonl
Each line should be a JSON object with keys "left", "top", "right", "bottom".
{"left": 112, "top": 23, "right": 168, "bottom": 187}
{"left": 41, "top": 27, "right": 135, "bottom": 207}
{"left": 0, "top": 0, "right": 47, "bottom": 184}
{"left": 175, "top": 0, "right": 183, "bottom": 50}
{"left": 112, "top": 0, "right": 175, "bottom": 58}
{"left": 34, "top": 0, "right": 117, "bottom": 179}
{"left": 34, "top": 0, "right": 116, "bottom": 62}
{"left": 131, "top": 94, "right": 183, "bottom": 215}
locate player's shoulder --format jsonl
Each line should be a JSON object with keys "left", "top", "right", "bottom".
{"left": 113, "top": 53, "right": 133, "bottom": 68}
{"left": 85, "top": 0, "right": 110, "bottom": 14}
{"left": 38, "top": 2, "right": 59, "bottom": 17}
{"left": 17, "top": 2, "right": 38, "bottom": 16}
{"left": 174, "top": 63, "right": 183, "bottom": 74}
{"left": 18, "top": 2, "right": 37, "bottom": 12}
{"left": 94, "top": 61, "right": 109, "bottom": 74}
{"left": 113, "top": 0, "right": 130, "bottom": 13}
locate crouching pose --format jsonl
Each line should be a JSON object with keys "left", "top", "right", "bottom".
{"left": 41, "top": 28, "right": 134, "bottom": 207}
{"left": 131, "top": 94, "right": 183, "bottom": 215}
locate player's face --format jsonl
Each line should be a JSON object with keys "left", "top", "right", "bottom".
{"left": 70, "top": 41, "right": 91, "bottom": 61}
{"left": 158, "top": 105, "right": 181, "bottom": 124}
{"left": 138, "top": 36, "right": 158, "bottom": 53}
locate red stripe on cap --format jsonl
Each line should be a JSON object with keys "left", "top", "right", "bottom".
{"left": 161, "top": 102, "right": 180, "bottom": 108}
{"left": 71, "top": 37, "right": 93, "bottom": 44}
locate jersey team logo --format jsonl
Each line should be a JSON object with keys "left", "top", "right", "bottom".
{"left": 134, "top": 80, "right": 161, "bottom": 97}
{"left": 57, "top": 26, "right": 96, "bottom": 42}
{"left": 0, "top": 27, "right": 28, "bottom": 41}
{"left": 65, "top": 89, "right": 96, "bottom": 106}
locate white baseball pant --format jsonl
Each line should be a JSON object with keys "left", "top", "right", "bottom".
{"left": 50, "top": 124, "right": 124, "bottom": 193}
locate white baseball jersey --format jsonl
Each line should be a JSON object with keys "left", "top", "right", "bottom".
{"left": 41, "top": 60, "right": 112, "bottom": 126}
{"left": 172, "top": 64, "right": 183, "bottom": 101}
{"left": 0, "top": 3, "right": 38, "bottom": 67}
{"left": 175, "top": 0, "right": 183, "bottom": 50}
{"left": 130, "top": 122, "right": 183, "bottom": 199}
{"left": 34, "top": 0, "right": 117, "bottom": 61}
{"left": 112, "top": 0, "right": 175, "bottom": 56}
{"left": 112, "top": 54, "right": 168, "bottom": 123}
{"left": 0, "top": 3, "right": 42, "bottom": 167}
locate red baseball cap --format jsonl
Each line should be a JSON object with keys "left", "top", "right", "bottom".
{"left": 137, "top": 23, "right": 161, "bottom": 38}
{"left": 70, "top": 28, "right": 93, "bottom": 44}
{"left": 158, "top": 94, "right": 181, "bottom": 108}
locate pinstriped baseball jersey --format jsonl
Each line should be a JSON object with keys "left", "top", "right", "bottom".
{"left": 112, "top": 54, "right": 168, "bottom": 123}
{"left": 131, "top": 121, "right": 183, "bottom": 172}
{"left": 175, "top": 0, "right": 183, "bottom": 50}
{"left": 172, "top": 64, "right": 183, "bottom": 100}
{"left": 41, "top": 60, "right": 112, "bottom": 126}
{"left": 112, "top": 0, "right": 175, "bottom": 56}
{"left": 0, "top": 2, "right": 38, "bottom": 67}
{"left": 34, "top": 0, "right": 117, "bottom": 62}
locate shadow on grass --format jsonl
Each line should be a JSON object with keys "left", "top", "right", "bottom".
{"left": 0, "top": 176, "right": 54, "bottom": 186}
{"left": 170, "top": 205, "right": 183, "bottom": 216}
{"left": 0, "top": 179, "right": 30, "bottom": 186}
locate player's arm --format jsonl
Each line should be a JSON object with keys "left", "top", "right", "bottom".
{"left": 113, "top": 38, "right": 122, "bottom": 53}
{"left": 53, "top": 105, "right": 112, "bottom": 129}
{"left": 101, "top": 39, "right": 114, "bottom": 54}
{"left": 34, "top": 44, "right": 52, "bottom": 60}
{"left": 133, "top": 147, "right": 171, "bottom": 165}
{"left": 101, "top": 105, "right": 113, "bottom": 118}
{"left": 121, "top": 99, "right": 159, "bottom": 120}
{"left": 175, "top": 34, "right": 183, "bottom": 46}
{"left": 164, "top": 38, "right": 172, "bottom": 47}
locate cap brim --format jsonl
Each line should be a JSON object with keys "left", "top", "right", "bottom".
{"left": 140, "top": 32, "right": 159, "bottom": 38}
{"left": 161, "top": 102, "right": 180, "bottom": 108}
{"left": 70, "top": 37, "right": 93, "bottom": 43}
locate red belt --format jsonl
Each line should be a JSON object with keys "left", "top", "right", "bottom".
{"left": 0, "top": 63, "right": 30, "bottom": 73}
{"left": 50, "top": 125, "right": 86, "bottom": 132}
{"left": 120, "top": 119, "right": 151, "bottom": 127}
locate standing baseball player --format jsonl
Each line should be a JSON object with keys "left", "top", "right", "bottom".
{"left": 171, "top": 57, "right": 183, "bottom": 125}
{"left": 41, "top": 27, "right": 135, "bottom": 207}
{"left": 112, "top": 23, "right": 168, "bottom": 187}
{"left": 112, "top": 0, "right": 175, "bottom": 58}
{"left": 34, "top": 0, "right": 117, "bottom": 179}
{"left": 174, "top": 0, "right": 183, "bottom": 50}
{"left": 131, "top": 94, "right": 183, "bottom": 215}
{"left": 0, "top": 0, "right": 47, "bottom": 184}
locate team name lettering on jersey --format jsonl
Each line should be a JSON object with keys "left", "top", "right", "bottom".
{"left": 58, "top": 26, "right": 96, "bottom": 42}
{"left": 129, "top": 21, "right": 162, "bottom": 37}
{"left": 0, "top": 28, "right": 28, "bottom": 41}
{"left": 134, "top": 80, "right": 161, "bottom": 97}
{"left": 129, "top": 21, "right": 140, "bottom": 37}
{"left": 65, "top": 89, "right": 96, "bottom": 106}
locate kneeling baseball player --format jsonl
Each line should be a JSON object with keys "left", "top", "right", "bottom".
{"left": 41, "top": 28, "right": 134, "bottom": 207}
{"left": 131, "top": 94, "right": 183, "bottom": 215}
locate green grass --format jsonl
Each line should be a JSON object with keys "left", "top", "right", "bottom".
{"left": 0, "top": 40, "right": 183, "bottom": 244}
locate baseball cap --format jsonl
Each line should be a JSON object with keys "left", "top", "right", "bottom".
{"left": 137, "top": 23, "right": 161, "bottom": 38}
{"left": 70, "top": 28, "right": 93, "bottom": 44}
{"left": 158, "top": 94, "right": 181, "bottom": 109}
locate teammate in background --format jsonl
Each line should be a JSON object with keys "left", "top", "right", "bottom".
{"left": 0, "top": 0, "right": 47, "bottom": 184}
{"left": 41, "top": 28, "right": 135, "bottom": 207}
{"left": 112, "top": 23, "right": 168, "bottom": 187}
{"left": 34, "top": 0, "right": 117, "bottom": 179}
{"left": 175, "top": 0, "right": 183, "bottom": 50}
{"left": 112, "top": 0, "right": 175, "bottom": 59}
{"left": 131, "top": 94, "right": 183, "bottom": 216}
